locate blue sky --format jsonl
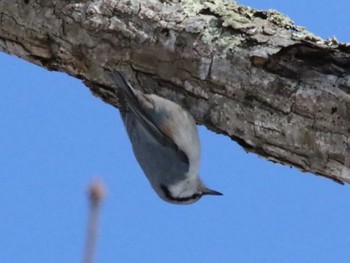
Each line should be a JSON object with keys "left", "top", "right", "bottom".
{"left": 1, "top": 1, "right": 350, "bottom": 262}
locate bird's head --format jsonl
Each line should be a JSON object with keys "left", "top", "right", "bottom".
{"left": 158, "top": 178, "right": 222, "bottom": 205}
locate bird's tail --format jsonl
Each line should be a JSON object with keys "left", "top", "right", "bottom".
{"left": 109, "top": 71, "right": 139, "bottom": 106}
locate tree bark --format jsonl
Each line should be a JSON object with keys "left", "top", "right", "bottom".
{"left": 1, "top": 0, "right": 350, "bottom": 183}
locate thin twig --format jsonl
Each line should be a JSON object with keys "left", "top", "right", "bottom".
{"left": 82, "top": 179, "right": 106, "bottom": 263}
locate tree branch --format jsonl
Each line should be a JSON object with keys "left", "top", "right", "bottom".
{"left": 1, "top": 0, "right": 350, "bottom": 183}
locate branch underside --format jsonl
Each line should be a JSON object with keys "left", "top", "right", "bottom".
{"left": 1, "top": 0, "right": 350, "bottom": 183}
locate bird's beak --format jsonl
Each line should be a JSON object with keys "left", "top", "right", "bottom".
{"left": 202, "top": 188, "right": 223, "bottom": 196}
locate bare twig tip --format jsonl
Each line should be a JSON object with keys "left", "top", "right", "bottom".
{"left": 88, "top": 179, "right": 106, "bottom": 205}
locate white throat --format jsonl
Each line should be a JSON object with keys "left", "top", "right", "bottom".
{"left": 169, "top": 176, "right": 202, "bottom": 198}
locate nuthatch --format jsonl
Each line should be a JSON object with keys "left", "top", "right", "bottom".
{"left": 110, "top": 72, "right": 222, "bottom": 204}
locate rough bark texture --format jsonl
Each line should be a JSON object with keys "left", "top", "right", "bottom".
{"left": 1, "top": 0, "right": 350, "bottom": 183}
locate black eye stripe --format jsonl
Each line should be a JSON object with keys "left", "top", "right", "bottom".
{"left": 160, "top": 185, "right": 201, "bottom": 202}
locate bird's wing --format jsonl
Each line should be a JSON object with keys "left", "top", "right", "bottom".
{"left": 110, "top": 71, "right": 189, "bottom": 166}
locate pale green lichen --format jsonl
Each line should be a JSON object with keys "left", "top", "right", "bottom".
{"left": 201, "top": 1, "right": 252, "bottom": 28}
{"left": 236, "top": 5, "right": 256, "bottom": 19}
{"left": 266, "top": 9, "right": 296, "bottom": 29}
{"left": 180, "top": 0, "right": 248, "bottom": 50}
{"left": 200, "top": 19, "right": 244, "bottom": 52}
{"left": 291, "top": 30, "right": 323, "bottom": 43}
{"left": 180, "top": 0, "right": 330, "bottom": 53}
{"left": 221, "top": 12, "right": 251, "bottom": 29}
{"left": 200, "top": 18, "right": 222, "bottom": 45}
{"left": 180, "top": 0, "right": 206, "bottom": 16}
{"left": 217, "top": 33, "right": 243, "bottom": 53}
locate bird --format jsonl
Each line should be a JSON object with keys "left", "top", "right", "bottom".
{"left": 110, "top": 71, "right": 222, "bottom": 204}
